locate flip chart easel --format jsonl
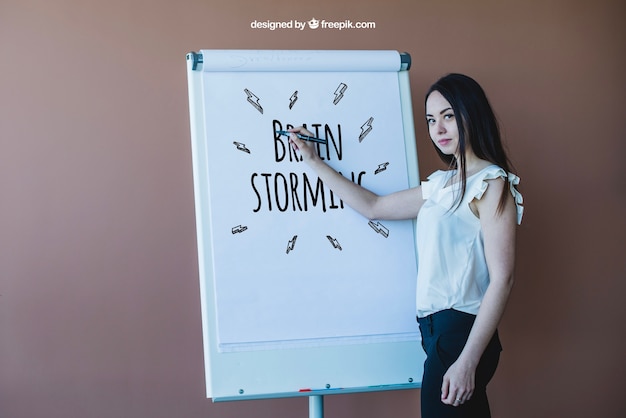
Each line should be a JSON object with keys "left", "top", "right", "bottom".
{"left": 185, "top": 50, "right": 425, "bottom": 415}
{"left": 310, "top": 395, "right": 323, "bottom": 418}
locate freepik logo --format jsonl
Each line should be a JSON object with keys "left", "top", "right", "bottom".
{"left": 307, "top": 18, "right": 320, "bottom": 29}
{"left": 250, "top": 17, "right": 376, "bottom": 31}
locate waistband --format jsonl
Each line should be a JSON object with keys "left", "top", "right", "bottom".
{"left": 416, "top": 309, "right": 477, "bottom": 335}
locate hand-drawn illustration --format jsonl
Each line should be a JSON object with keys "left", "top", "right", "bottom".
{"left": 368, "top": 221, "right": 389, "bottom": 238}
{"left": 374, "top": 162, "right": 389, "bottom": 175}
{"left": 232, "top": 225, "right": 248, "bottom": 234}
{"left": 359, "top": 117, "right": 374, "bottom": 142}
{"left": 326, "top": 235, "right": 343, "bottom": 251}
{"left": 236, "top": 82, "right": 386, "bottom": 256}
{"left": 233, "top": 141, "right": 251, "bottom": 154}
{"left": 289, "top": 91, "right": 298, "bottom": 109}
{"left": 244, "top": 88, "right": 263, "bottom": 114}
{"left": 286, "top": 235, "right": 298, "bottom": 254}
{"left": 333, "top": 83, "right": 348, "bottom": 105}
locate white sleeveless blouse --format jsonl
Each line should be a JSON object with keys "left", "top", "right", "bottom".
{"left": 415, "top": 165, "right": 524, "bottom": 318}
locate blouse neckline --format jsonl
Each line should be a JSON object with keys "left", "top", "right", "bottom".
{"left": 442, "top": 164, "right": 497, "bottom": 189}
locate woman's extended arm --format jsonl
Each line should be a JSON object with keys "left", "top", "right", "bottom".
{"left": 440, "top": 177, "right": 518, "bottom": 406}
{"left": 288, "top": 126, "right": 424, "bottom": 220}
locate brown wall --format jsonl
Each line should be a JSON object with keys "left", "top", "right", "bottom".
{"left": 1, "top": 0, "right": 624, "bottom": 417}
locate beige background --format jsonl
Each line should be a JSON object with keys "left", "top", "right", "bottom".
{"left": 1, "top": 1, "right": 624, "bottom": 417}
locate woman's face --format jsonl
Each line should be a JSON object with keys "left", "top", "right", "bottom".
{"left": 426, "top": 90, "right": 459, "bottom": 156}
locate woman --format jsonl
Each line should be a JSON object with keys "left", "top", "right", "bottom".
{"left": 289, "top": 73, "right": 523, "bottom": 418}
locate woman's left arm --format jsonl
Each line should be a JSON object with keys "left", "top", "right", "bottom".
{"left": 440, "top": 177, "right": 518, "bottom": 406}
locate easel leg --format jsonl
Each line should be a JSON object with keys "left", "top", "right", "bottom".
{"left": 309, "top": 395, "right": 324, "bottom": 418}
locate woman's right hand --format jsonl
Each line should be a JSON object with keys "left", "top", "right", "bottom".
{"left": 288, "top": 126, "right": 319, "bottom": 164}
{"left": 288, "top": 126, "right": 424, "bottom": 221}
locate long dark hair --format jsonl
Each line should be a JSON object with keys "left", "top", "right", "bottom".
{"left": 425, "top": 73, "right": 514, "bottom": 214}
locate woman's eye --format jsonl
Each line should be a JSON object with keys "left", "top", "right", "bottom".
{"left": 444, "top": 113, "right": 454, "bottom": 120}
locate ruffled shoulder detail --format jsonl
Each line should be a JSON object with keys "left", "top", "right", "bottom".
{"left": 421, "top": 170, "right": 449, "bottom": 200}
{"left": 471, "top": 166, "right": 524, "bottom": 225}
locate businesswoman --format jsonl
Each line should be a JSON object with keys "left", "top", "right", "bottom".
{"left": 288, "top": 73, "right": 523, "bottom": 418}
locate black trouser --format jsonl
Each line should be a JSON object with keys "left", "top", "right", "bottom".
{"left": 417, "top": 309, "right": 502, "bottom": 418}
